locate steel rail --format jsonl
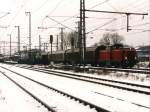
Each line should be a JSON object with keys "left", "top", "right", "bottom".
{"left": 0, "top": 66, "right": 111, "bottom": 112}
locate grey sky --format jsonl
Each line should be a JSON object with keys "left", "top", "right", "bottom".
{"left": 0, "top": 0, "right": 149, "bottom": 54}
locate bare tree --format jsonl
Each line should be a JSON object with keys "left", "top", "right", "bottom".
{"left": 64, "top": 31, "right": 78, "bottom": 49}
{"left": 111, "top": 32, "right": 124, "bottom": 45}
{"left": 99, "top": 32, "right": 124, "bottom": 46}
{"left": 99, "top": 33, "right": 111, "bottom": 45}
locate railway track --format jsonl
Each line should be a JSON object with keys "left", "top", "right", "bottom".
{"left": 0, "top": 71, "right": 56, "bottom": 112}
{"left": 63, "top": 65, "right": 150, "bottom": 74}
{"left": 14, "top": 64, "right": 150, "bottom": 95}
{"left": 42, "top": 64, "right": 150, "bottom": 74}
{"left": 4, "top": 61, "right": 150, "bottom": 74}
{"left": 1, "top": 64, "right": 150, "bottom": 111}
{"left": 0, "top": 66, "right": 111, "bottom": 112}
{"left": 90, "top": 67, "right": 150, "bottom": 74}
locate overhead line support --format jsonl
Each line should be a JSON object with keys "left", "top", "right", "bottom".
{"left": 84, "top": 9, "right": 148, "bottom": 15}
{"left": 79, "top": 0, "right": 86, "bottom": 65}
{"left": 85, "top": 9, "right": 148, "bottom": 32}
{"left": 25, "top": 12, "right": 31, "bottom": 51}
{"left": 15, "top": 26, "right": 20, "bottom": 54}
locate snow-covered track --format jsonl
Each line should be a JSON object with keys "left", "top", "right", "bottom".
{"left": 0, "top": 71, "right": 56, "bottom": 112}
{"left": 0, "top": 66, "right": 111, "bottom": 112}
{"left": 37, "top": 64, "right": 150, "bottom": 74}
{"left": 16, "top": 65, "right": 150, "bottom": 95}
{"left": 51, "top": 64, "right": 150, "bottom": 74}
{"left": 90, "top": 66, "right": 150, "bottom": 74}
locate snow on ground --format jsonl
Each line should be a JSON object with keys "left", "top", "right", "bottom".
{"left": 0, "top": 63, "right": 149, "bottom": 112}
{"left": 0, "top": 66, "right": 96, "bottom": 112}
{"left": 0, "top": 72, "right": 49, "bottom": 112}
{"left": 137, "top": 61, "right": 150, "bottom": 68}
{"left": 17, "top": 63, "right": 150, "bottom": 86}
{"left": 45, "top": 66, "right": 150, "bottom": 86}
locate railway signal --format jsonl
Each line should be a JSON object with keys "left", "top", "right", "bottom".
{"left": 50, "top": 35, "right": 53, "bottom": 59}
{"left": 15, "top": 26, "right": 20, "bottom": 55}
{"left": 50, "top": 35, "right": 53, "bottom": 44}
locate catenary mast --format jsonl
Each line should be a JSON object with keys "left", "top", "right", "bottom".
{"left": 79, "top": 0, "right": 86, "bottom": 65}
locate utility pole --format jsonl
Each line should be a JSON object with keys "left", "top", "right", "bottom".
{"left": 8, "top": 34, "right": 11, "bottom": 58}
{"left": 56, "top": 35, "right": 59, "bottom": 51}
{"left": 43, "top": 43, "right": 46, "bottom": 52}
{"left": 25, "top": 12, "right": 31, "bottom": 51}
{"left": 10, "top": 34, "right": 11, "bottom": 57}
{"left": 3, "top": 42, "right": 5, "bottom": 56}
{"left": 0, "top": 12, "right": 10, "bottom": 19}
{"left": 39, "top": 35, "right": 41, "bottom": 51}
{"left": 50, "top": 35, "right": 53, "bottom": 59}
{"left": 148, "top": 0, "right": 150, "bottom": 68}
{"left": 60, "top": 28, "right": 65, "bottom": 50}
{"left": 43, "top": 43, "right": 48, "bottom": 52}
{"left": 79, "top": 0, "right": 86, "bottom": 65}
{"left": 76, "top": 21, "right": 80, "bottom": 48}
{"left": 15, "top": 26, "right": 20, "bottom": 54}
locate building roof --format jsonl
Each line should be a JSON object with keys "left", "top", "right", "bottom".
{"left": 136, "top": 45, "right": 150, "bottom": 51}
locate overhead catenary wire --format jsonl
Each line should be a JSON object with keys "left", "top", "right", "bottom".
{"left": 106, "top": 23, "right": 150, "bottom": 32}
{"left": 121, "top": 0, "right": 148, "bottom": 11}
{"left": 88, "top": 0, "right": 110, "bottom": 9}
{"left": 124, "top": 30, "right": 150, "bottom": 36}
{"left": 100, "top": 0, "right": 149, "bottom": 32}
{"left": 32, "top": 0, "right": 50, "bottom": 14}
{"left": 86, "top": 18, "right": 117, "bottom": 34}
{"left": 87, "top": 3, "right": 148, "bottom": 34}
{"left": 38, "top": 0, "right": 64, "bottom": 36}
{"left": 48, "top": 15, "right": 114, "bottom": 20}
{"left": 130, "top": 22, "right": 150, "bottom": 27}
{"left": 41, "top": 0, "right": 110, "bottom": 31}
{"left": 86, "top": 0, "right": 148, "bottom": 34}
{"left": 36, "top": 0, "right": 113, "bottom": 44}
{"left": 41, "top": 0, "right": 64, "bottom": 25}
{"left": 37, "top": 0, "right": 149, "bottom": 43}
{"left": 1, "top": 0, "right": 29, "bottom": 38}
{"left": 8, "top": 0, "right": 29, "bottom": 27}
{"left": 132, "top": 4, "right": 150, "bottom": 12}
{"left": 0, "top": 12, "right": 10, "bottom": 19}
{"left": 46, "top": 16, "right": 75, "bottom": 31}
{"left": 47, "top": 0, "right": 64, "bottom": 16}
{"left": 40, "top": 1, "right": 112, "bottom": 38}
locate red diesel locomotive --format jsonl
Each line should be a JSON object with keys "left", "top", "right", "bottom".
{"left": 98, "top": 45, "right": 138, "bottom": 67}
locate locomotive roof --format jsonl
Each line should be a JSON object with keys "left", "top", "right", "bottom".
{"left": 53, "top": 50, "right": 65, "bottom": 54}
{"left": 41, "top": 50, "right": 68, "bottom": 54}
{"left": 65, "top": 47, "right": 97, "bottom": 53}
{"left": 136, "top": 45, "right": 150, "bottom": 51}
{"left": 65, "top": 46, "right": 106, "bottom": 53}
{"left": 19, "top": 49, "right": 42, "bottom": 53}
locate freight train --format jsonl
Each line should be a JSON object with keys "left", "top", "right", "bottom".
{"left": 18, "top": 44, "right": 138, "bottom": 68}
{"left": 0, "top": 54, "right": 4, "bottom": 62}
{"left": 18, "top": 49, "right": 41, "bottom": 64}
